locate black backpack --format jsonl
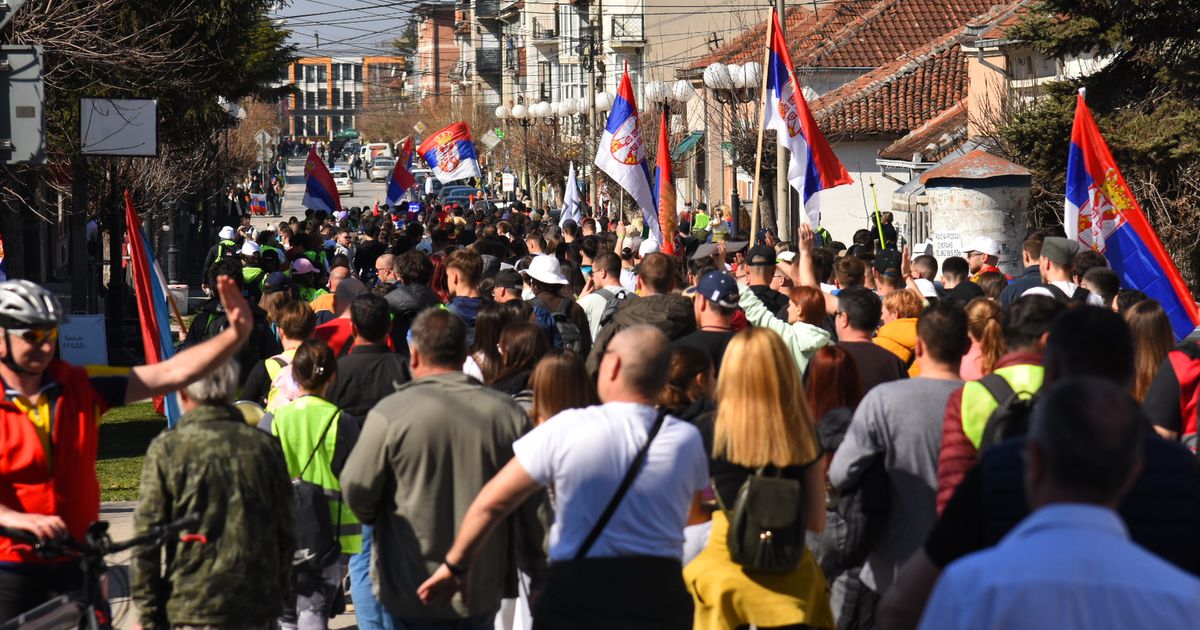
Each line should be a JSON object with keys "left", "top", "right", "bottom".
{"left": 597, "top": 287, "right": 636, "bottom": 329}
{"left": 717, "top": 467, "right": 806, "bottom": 573}
{"left": 1042, "top": 283, "right": 1091, "bottom": 305}
{"left": 291, "top": 409, "right": 342, "bottom": 572}
{"left": 977, "top": 374, "right": 1038, "bottom": 452}
{"left": 532, "top": 297, "right": 585, "bottom": 352}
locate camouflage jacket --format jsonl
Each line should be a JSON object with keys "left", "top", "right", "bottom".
{"left": 131, "top": 403, "right": 295, "bottom": 629}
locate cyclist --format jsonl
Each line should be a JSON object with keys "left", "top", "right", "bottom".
{"left": 0, "top": 275, "right": 253, "bottom": 621}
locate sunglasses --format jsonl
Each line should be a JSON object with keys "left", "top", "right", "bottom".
{"left": 9, "top": 327, "right": 58, "bottom": 345}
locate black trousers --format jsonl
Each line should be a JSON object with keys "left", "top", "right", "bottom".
{"left": 0, "top": 563, "right": 85, "bottom": 622}
{"left": 534, "top": 556, "right": 692, "bottom": 630}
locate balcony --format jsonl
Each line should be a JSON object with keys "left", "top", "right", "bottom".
{"left": 476, "top": 48, "right": 502, "bottom": 75}
{"left": 531, "top": 18, "right": 557, "bottom": 48}
{"left": 476, "top": 0, "right": 499, "bottom": 20}
{"left": 611, "top": 15, "right": 645, "bottom": 50}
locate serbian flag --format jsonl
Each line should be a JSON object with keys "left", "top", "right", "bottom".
{"left": 1065, "top": 88, "right": 1198, "bottom": 339}
{"left": 249, "top": 193, "right": 268, "bottom": 215}
{"left": 387, "top": 136, "right": 417, "bottom": 205}
{"left": 302, "top": 147, "right": 341, "bottom": 213}
{"left": 124, "top": 191, "right": 182, "bottom": 427}
{"left": 595, "top": 70, "right": 659, "bottom": 243}
{"left": 764, "top": 7, "right": 852, "bottom": 226}
{"left": 418, "top": 122, "right": 483, "bottom": 183}
{"left": 653, "top": 110, "right": 678, "bottom": 254}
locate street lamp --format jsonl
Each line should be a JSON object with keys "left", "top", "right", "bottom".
{"left": 704, "top": 61, "right": 761, "bottom": 234}
{"left": 509, "top": 102, "right": 532, "bottom": 198}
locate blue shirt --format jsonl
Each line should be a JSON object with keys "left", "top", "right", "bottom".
{"left": 919, "top": 504, "right": 1200, "bottom": 630}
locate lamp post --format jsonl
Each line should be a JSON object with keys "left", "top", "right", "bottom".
{"left": 509, "top": 102, "right": 533, "bottom": 199}
{"left": 703, "top": 61, "right": 761, "bottom": 235}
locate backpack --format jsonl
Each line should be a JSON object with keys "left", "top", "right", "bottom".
{"left": 597, "top": 287, "right": 636, "bottom": 329}
{"left": 266, "top": 355, "right": 302, "bottom": 411}
{"left": 977, "top": 373, "right": 1038, "bottom": 452}
{"left": 291, "top": 408, "right": 342, "bottom": 572}
{"left": 1042, "top": 283, "right": 1091, "bottom": 305}
{"left": 532, "top": 297, "right": 585, "bottom": 352}
{"left": 717, "top": 467, "right": 806, "bottom": 573}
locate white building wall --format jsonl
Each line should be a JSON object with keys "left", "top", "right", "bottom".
{"left": 818, "top": 140, "right": 901, "bottom": 244}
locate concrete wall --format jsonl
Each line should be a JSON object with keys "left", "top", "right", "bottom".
{"left": 966, "top": 47, "right": 1008, "bottom": 138}
{"left": 923, "top": 179, "right": 1030, "bottom": 275}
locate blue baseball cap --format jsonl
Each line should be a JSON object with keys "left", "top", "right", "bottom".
{"left": 683, "top": 270, "right": 740, "bottom": 309}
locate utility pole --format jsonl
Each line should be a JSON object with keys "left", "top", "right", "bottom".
{"left": 775, "top": 0, "right": 791, "bottom": 242}
{"left": 587, "top": 0, "right": 602, "bottom": 216}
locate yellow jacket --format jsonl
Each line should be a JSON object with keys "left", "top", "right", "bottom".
{"left": 874, "top": 317, "right": 921, "bottom": 376}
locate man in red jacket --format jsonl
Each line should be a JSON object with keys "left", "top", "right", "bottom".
{"left": 936, "top": 296, "right": 1063, "bottom": 513}
{"left": 0, "top": 277, "right": 252, "bottom": 621}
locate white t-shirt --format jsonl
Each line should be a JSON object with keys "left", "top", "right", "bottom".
{"left": 1022, "top": 281, "right": 1105, "bottom": 306}
{"left": 513, "top": 402, "right": 708, "bottom": 562}
{"left": 577, "top": 286, "right": 625, "bottom": 340}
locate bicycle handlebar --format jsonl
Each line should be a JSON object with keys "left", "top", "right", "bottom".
{"left": 0, "top": 513, "right": 202, "bottom": 558}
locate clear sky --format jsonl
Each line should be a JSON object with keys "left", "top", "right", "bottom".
{"left": 272, "top": 0, "right": 414, "bottom": 57}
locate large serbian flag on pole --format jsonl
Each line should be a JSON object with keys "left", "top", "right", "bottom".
{"left": 1066, "top": 88, "right": 1199, "bottom": 339}
{"left": 418, "top": 122, "right": 483, "bottom": 184}
{"left": 303, "top": 147, "right": 342, "bottom": 213}
{"left": 764, "top": 7, "right": 852, "bottom": 226}
{"left": 653, "top": 110, "right": 678, "bottom": 254}
{"left": 124, "top": 191, "right": 182, "bottom": 426}
{"left": 387, "top": 136, "right": 418, "bottom": 206}
{"left": 595, "top": 69, "right": 659, "bottom": 243}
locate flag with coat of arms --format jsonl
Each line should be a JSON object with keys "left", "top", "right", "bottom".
{"left": 595, "top": 69, "right": 661, "bottom": 244}
{"left": 418, "top": 122, "right": 483, "bottom": 183}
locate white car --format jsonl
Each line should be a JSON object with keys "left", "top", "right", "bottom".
{"left": 331, "top": 167, "right": 354, "bottom": 197}
{"left": 369, "top": 158, "right": 395, "bottom": 182}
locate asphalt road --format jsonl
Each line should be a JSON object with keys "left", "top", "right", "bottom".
{"left": 250, "top": 158, "right": 388, "bottom": 231}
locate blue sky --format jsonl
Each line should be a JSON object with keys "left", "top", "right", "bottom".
{"left": 273, "top": 0, "right": 413, "bottom": 57}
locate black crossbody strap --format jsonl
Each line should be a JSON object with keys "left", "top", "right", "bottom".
{"left": 298, "top": 407, "right": 341, "bottom": 479}
{"left": 574, "top": 407, "right": 668, "bottom": 560}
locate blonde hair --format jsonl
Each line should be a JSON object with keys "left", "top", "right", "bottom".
{"left": 884, "top": 289, "right": 924, "bottom": 319}
{"left": 966, "top": 298, "right": 1007, "bottom": 375}
{"left": 714, "top": 328, "right": 819, "bottom": 467}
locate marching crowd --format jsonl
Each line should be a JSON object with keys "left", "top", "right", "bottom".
{"left": 2, "top": 198, "right": 1200, "bottom": 630}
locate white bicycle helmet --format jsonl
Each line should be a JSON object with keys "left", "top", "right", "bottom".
{"left": 0, "top": 280, "right": 66, "bottom": 328}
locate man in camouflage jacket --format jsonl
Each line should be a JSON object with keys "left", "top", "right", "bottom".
{"left": 131, "top": 362, "right": 295, "bottom": 629}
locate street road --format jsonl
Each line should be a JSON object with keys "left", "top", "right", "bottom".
{"left": 250, "top": 157, "right": 390, "bottom": 231}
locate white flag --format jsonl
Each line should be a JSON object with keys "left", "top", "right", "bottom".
{"left": 560, "top": 162, "right": 582, "bottom": 226}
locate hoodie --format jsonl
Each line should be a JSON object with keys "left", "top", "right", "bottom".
{"left": 384, "top": 283, "right": 443, "bottom": 356}
{"left": 873, "top": 317, "right": 920, "bottom": 376}
{"left": 586, "top": 293, "right": 697, "bottom": 376}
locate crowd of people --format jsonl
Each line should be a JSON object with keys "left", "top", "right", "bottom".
{"left": 1, "top": 196, "right": 1199, "bottom": 630}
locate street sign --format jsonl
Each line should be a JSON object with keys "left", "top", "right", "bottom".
{"left": 480, "top": 129, "right": 500, "bottom": 149}
{"left": 495, "top": 128, "right": 506, "bottom": 140}
{"left": 2, "top": 45, "right": 44, "bottom": 165}
{"left": 502, "top": 173, "right": 515, "bottom": 193}
{"left": 254, "top": 129, "right": 271, "bottom": 146}
{"left": 413, "top": 121, "right": 427, "bottom": 134}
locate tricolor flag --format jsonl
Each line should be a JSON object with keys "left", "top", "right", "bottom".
{"left": 560, "top": 162, "right": 582, "bottom": 227}
{"left": 653, "top": 110, "right": 678, "bottom": 254}
{"left": 595, "top": 70, "right": 659, "bottom": 243}
{"left": 124, "top": 191, "right": 182, "bottom": 426}
{"left": 1065, "top": 88, "right": 1199, "bottom": 340}
{"left": 418, "top": 122, "right": 483, "bottom": 183}
{"left": 249, "top": 193, "right": 268, "bottom": 215}
{"left": 387, "top": 136, "right": 417, "bottom": 206}
{"left": 764, "top": 7, "right": 852, "bottom": 225}
{"left": 302, "top": 147, "right": 342, "bottom": 213}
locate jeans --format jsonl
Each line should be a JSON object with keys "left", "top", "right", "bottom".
{"left": 390, "top": 611, "right": 496, "bottom": 630}
{"left": 350, "top": 524, "right": 393, "bottom": 630}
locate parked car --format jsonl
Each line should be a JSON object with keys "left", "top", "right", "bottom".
{"left": 369, "top": 157, "right": 395, "bottom": 182}
{"left": 331, "top": 167, "right": 354, "bottom": 196}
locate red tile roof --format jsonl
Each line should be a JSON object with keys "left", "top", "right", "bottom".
{"left": 919, "top": 148, "right": 1030, "bottom": 184}
{"left": 812, "top": 30, "right": 968, "bottom": 137}
{"left": 878, "top": 100, "right": 967, "bottom": 161}
{"left": 688, "top": 0, "right": 1000, "bottom": 72}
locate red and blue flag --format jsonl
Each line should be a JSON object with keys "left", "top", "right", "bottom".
{"left": 1065, "top": 88, "right": 1199, "bottom": 339}
{"left": 302, "top": 147, "right": 342, "bottom": 213}
{"left": 249, "top": 193, "right": 268, "bottom": 215}
{"left": 387, "top": 136, "right": 417, "bottom": 206}
{"left": 653, "top": 109, "right": 677, "bottom": 254}
{"left": 418, "top": 122, "right": 483, "bottom": 183}
{"left": 595, "top": 69, "right": 658, "bottom": 243}
{"left": 763, "top": 7, "right": 852, "bottom": 226}
{"left": 124, "top": 191, "right": 181, "bottom": 426}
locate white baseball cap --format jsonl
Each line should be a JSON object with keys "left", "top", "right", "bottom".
{"left": 913, "top": 278, "right": 939, "bottom": 298}
{"left": 638, "top": 239, "right": 660, "bottom": 257}
{"left": 964, "top": 236, "right": 1000, "bottom": 258}
{"left": 239, "top": 241, "right": 260, "bottom": 257}
{"left": 525, "top": 254, "right": 568, "bottom": 285}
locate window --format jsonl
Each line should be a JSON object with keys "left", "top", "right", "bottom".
{"left": 332, "top": 116, "right": 342, "bottom": 132}
{"left": 317, "top": 116, "right": 326, "bottom": 136}
{"left": 317, "top": 65, "right": 327, "bottom": 82}
{"left": 354, "top": 64, "right": 362, "bottom": 81}
{"left": 306, "top": 91, "right": 316, "bottom": 109}
{"left": 318, "top": 89, "right": 327, "bottom": 107}
{"left": 332, "top": 88, "right": 341, "bottom": 109}
{"left": 332, "top": 64, "right": 340, "bottom": 81}
{"left": 293, "top": 116, "right": 303, "bottom": 135}
{"left": 355, "top": 91, "right": 363, "bottom": 107}
{"left": 305, "top": 65, "right": 315, "bottom": 82}
{"left": 343, "top": 91, "right": 353, "bottom": 109}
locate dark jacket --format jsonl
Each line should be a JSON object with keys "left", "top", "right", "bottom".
{"left": 586, "top": 293, "right": 697, "bottom": 375}
{"left": 532, "top": 290, "right": 593, "bottom": 355}
{"left": 328, "top": 343, "right": 411, "bottom": 420}
{"left": 131, "top": 404, "right": 294, "bottom": 629}
{"left": 384, "top": 283, "right": 442, "bottom": 356}
{"left": 999, "top": 265, "right": 1042, "bottom": 307}
{"left": 183, "top": 300, "right": 280, "bottom": 379}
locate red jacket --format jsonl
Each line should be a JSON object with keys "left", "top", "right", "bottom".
{"left": 936, "top": 351, "right": 1043, "bottom": 514}
{"left": 0, "top": 361, "right": 111, "bottom": 563}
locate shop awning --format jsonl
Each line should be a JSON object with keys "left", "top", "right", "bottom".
{"left": 671, "top": 131, "right": 705, "bottom": 160}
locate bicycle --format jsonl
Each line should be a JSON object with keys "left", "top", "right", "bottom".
{"left": 0, "top": 513, "right": 205, "bottom": 630}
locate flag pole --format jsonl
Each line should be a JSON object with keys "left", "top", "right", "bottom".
{"left": 750, "top": 9, "right": 776, "bottom": 240}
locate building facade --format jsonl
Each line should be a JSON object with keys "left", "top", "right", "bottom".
{"left": 287, "top": 55, "right": 407, "bottom": 139}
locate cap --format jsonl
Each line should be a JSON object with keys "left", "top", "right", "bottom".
{"left": 334, "top": 277, "right": 367, "bottom": 306}
{"left": 746, "top": 245, "right": 777, "bottom": 267}
{"left": 913, "top": 278, "right": 939, "bottom": 299}
{"left": 638, "top": 239, "right": 660, "bottom": 257}
{"left": 525, "top": 254, "right": 568, "bottom": 285}
{"left": 1041, "top": 236, "right": 1081, "bottom": 266}
{"left": 777, "top": 250, "right": 797, "bottom": 263}
{"left": 480, "top": 254, "right": 500, "bottom": 279}
{"left": 683, "top": 271, "right": 740, "bottom": 309}
{"left": 263, "top": 272, "right": 291, "bottom": 294}
{"left": 964, "top": 236, "right": 1000, "bottom": 258}
{"left": 239, "top": 241, "right": 260, "bottom": 257}
{"left": 691, "top": 242, "right": 720, "bottom": 261}
{"left": 290, "top": 258, "right": 318, "bottom": 275}
{"left": 218, "top": 226, "right": 236, "bottom": 240}
{"left": 494, "top": 269, "right": 523, "bottom": 290}
{"left": 725, "top": 240, "right": 749, "bottom": 254}
{"left": 873, "top": 249, "right": 903, "bottom": 274}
